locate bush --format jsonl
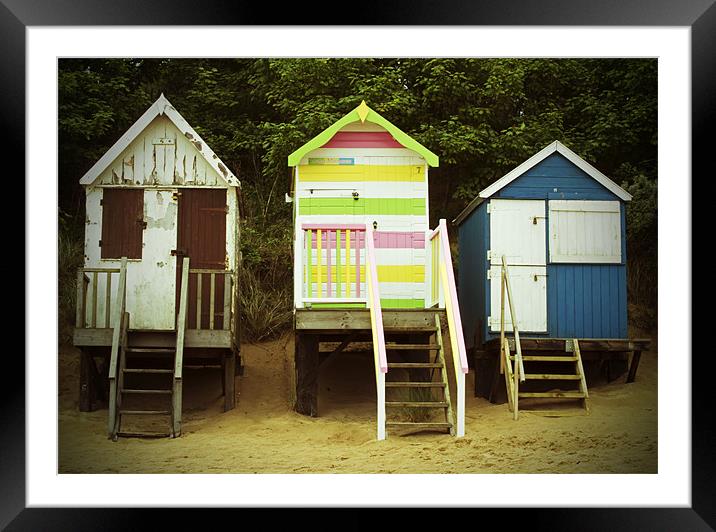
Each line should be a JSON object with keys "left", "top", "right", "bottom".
{"left": 238, "top": 217, "right": 294, "bottom": 341}
{"left": 58, "top": 210, "right": 84, "bottom": 344}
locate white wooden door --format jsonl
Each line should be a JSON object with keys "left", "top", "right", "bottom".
{"left": 126, "top": 190, "right": 178, "bottom": 330}
{"left": 488, "top": 199, "right": 547, "bottom": 332}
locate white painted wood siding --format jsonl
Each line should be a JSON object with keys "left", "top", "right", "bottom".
{"left": 549, "top": 200, "right": 622, "bottom": 263}
{"left": 95, "top": 116, "right": 225, "bottom": 187}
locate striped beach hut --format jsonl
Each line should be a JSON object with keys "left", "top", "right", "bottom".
{"left": 288, "top": 101, "right": 468, "bottom": 440}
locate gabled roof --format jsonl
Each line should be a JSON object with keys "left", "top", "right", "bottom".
{"left": 453, "top": 140, "right": 632, "bottom": 226}
{"left": 79, "top": 94, "right": 240, "bottom": 187}
{"left": 287, "top": 101, "right": 439, "bottom": 167}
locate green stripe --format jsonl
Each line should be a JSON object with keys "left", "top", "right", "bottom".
{"left": 310, "top": 303, "right": 367, "bottom": 309}
{"left": 299, "top": 197, "right": 426, "bottom": 216}
{"left": 380, "top": 298, "right": 425, "bottom": 309}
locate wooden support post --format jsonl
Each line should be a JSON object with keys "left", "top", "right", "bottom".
{"left": 295, "top": 333, "right": 319, "bottom": 417}
{"left": 626, "top": 350, "right": 642, "bottom": 383}
{"left": 79, "top": 349, "right": 94, "bottom": 412}
{"left": 224, "top": 352, "right": 236, "bottom": 411}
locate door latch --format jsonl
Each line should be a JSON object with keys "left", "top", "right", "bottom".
{"left": 170, "top": 249, "right": 187, "bottom": 257}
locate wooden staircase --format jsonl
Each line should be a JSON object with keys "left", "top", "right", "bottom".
{"left": 111, "top": 339, "right": 182, "bottom": 439}
{"left": 384, "top": 316, "right": 455, "bottom": 435}
{"left": 503, "top": 337, "right": 590, "bottom": 417}
{"left": 107, "top": 257, "right": 190, "bottom": 440}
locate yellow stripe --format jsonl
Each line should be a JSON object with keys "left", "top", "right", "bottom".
{"left": 298, "top": 164, "right": 424, "bottom": 182}
{"left": 306, "top": 265, "right": 424, "bottom": 283}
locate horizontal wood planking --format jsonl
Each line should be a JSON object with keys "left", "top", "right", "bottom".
{"left": 298, "top": 164, "right": 424, "bottom": 182}
{"left": 299, "top": 197, "right": 425, "bottom": 216}
{"left": 305, "top": 265, "right": 424, "bottom": 283}
{"left": 321, "top": 131, "right": 404, "bottom": 148}
{"left": 295, "top": 309, "right": 442, "bottom": 330}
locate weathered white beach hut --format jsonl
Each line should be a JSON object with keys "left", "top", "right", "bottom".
{"left": 73, "top": 94, "right": 242, "bottom": 439}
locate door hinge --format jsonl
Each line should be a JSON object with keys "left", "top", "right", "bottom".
{"left": 98, "top": 239, "right": 102, "bottom": 247}
{"left": 486, "top": 203, "right": 491, "bottom": 214}
{"left": 172, "top": 192, "right": 183, "bottom": 201}
{"left": 99, "top": 199, "right": 103, "bottom": 206}
{"left": 487, "top": 249, "right": 492, "bottom": 261}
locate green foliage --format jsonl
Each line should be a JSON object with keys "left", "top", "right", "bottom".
{"left": 58, "top": 58, "right": 658, "bottom": 339}
{"left": 58, "top": 210, "right": 85, "bottom": 343}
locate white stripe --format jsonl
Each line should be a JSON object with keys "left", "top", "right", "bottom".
{"left": 298, "top": 215, "right": 427, "bottom": 232}
{"left": 302, "top": 148, "right": 426, "bottom": 164}
{"left": 296, "top": 180, "right": 425, "bottom": 198}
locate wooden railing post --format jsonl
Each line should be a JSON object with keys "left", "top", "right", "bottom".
{"left": 433, "top": 219, "right": 468, "bottom": 437}
{"left": 365, "top": 224, "right": 387, "bottom": 440}
{"left": 75, "top": 269, "right": 85, "bottom": 328}
{"left": 107, "top": 257, "right": 128, "bottom": 438}
{"left": 173, "top": 256, "right": 190, "bottom": 437}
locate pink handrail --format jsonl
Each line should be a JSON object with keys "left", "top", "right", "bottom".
{"left": 365, "top": 226, "right": 387, "bottom": 374}
{"left": 430, "top": 220, "right": 469, "bottom": 374}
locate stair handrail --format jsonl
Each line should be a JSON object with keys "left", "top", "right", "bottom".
{"left": 429, "top": 219, "right": 468, "bottom": 437}
{"left": 365, "top": 224, "right": 387, "bottom": 441}
{"left": 107, "top": 257, "right": 128, "bottom": 437}
{"left": 173, "top": 256, "right": 190, "bottom": 437}
{"left": 500, "top": 255, "right": 526, "bottom": 395}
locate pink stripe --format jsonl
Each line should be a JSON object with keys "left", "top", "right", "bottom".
{"left": 308, "top": 231, "right": 424, "bottom": 250}
{"left": 374, "top": 231, "right": 425, "bottom": 249}
{"left": 302, "top": 223, "right": 366, "bottom": 230}
{"left": 321, "top": 131, "right": 403, "bottom": 149}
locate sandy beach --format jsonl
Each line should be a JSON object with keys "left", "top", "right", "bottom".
{"left": 58, "top": 329, "right": 657, "bottom": 474}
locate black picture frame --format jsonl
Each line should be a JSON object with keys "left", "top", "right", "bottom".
{"left": 6, "top": 0, "right": 708, "bottom": 528}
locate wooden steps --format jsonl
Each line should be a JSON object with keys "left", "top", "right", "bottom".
{"left": 110, "top": 336, "right": 182, "bottom": 441}
{"left": 383, "top": 315, "right": 455, "bottom": 437}
{"left": 503, "top": 338, "right": 590, "bottom": 418}
{"left": 386, "top": 382, "right": 446, "bottom": 388}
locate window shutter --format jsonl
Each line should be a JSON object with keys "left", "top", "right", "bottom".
{"left": 100, "top": 189, "right": 144, "bottom": 259}
{"left": 548, "top": 200, "right": 621, "bottom": 263}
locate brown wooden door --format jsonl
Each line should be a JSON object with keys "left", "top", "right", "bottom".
{"left": 176, "top": 189, "right": 228, "bottom": 330}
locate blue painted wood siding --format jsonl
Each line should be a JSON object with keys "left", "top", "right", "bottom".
{"left": 457, "top": 202, "right": 489, "bottom": 350}
{"left": 496, "top": 152, "right": 620, "bottom": 201}
{"left": 547, "top": 264, "right": 628, "bottom": 338}
{"left": 458, "top": 151, "right": 629, "bottom": 344}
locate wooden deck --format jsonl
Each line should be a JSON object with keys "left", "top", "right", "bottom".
{"left": 74, "top": 327, "right": 235, "bottom": 350}
{"left": 472, "top": 336, "right": 651, "bottom": 403}
{"left": 295, "top": 308, "right": 444, "bottom": 332}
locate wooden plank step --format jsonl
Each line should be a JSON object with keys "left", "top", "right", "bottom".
{"left": 385, "top": 382, "right": 446, "bottom": 388}
{"left": 385, "top": 344, "right": 440, "bottom": 350}
{"left": 384, "top": 327, "right": 437, "bottom": 333}
{"left": 125, "top": 348, "right": 175, "bottom": 354}
{"left": 120, "top": 388, "right": 172, "bottom": 395}
{"left": 386, "top": 422, "right": 452, "bottom": 429}
{"left": 388, "top": 362, "right": 443, "bottom": 369}
{"left": 386, "top": 401, "right": 448, "bottom": 408}
{"left": 122, "top": 368, "right": 173, "bottom": 374}
{"left": 518, "top": 391, "right": 586, "bottom": 398}
{"left": 523, "top": 374, "right": 581, "bottom": 380}
{"left": 119, "top": 409, "right": 171, "bottom": 415}
{"left": 117, "top": 432, "right": 172, "bottom": 438}
{"left": 512, "top": 355, "right": 577, "bottom": 362}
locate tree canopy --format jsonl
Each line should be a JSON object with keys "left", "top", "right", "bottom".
{"left": 58, "top": 58, "right": 657, "bottom": 334}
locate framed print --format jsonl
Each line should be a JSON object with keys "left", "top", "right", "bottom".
{"left": 5, "top": 0, "right": 710, "bottom": 528}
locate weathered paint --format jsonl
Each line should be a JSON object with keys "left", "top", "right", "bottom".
{"left": 95, "top": 115, "right": 226, "bottom": 188}
{"left": 81, "top": 100, "right": 240, "bottom": 333}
